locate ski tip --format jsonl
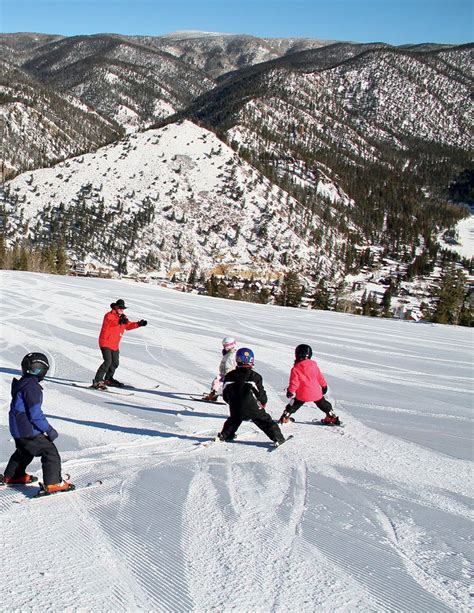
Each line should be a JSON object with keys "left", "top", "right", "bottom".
{"left": 269, "top": 434, "right": 294, "bottom": 451}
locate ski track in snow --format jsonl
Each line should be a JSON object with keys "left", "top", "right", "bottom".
{"left": 0, "top": 271, "right": 472, "bottom": 612}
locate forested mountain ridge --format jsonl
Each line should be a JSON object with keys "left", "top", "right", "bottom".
{"left": 181, "top": 43, "right": 471, "bottom": 267}
{"left": 0, "top": 59, "right": 123, "bottom": 180}
{"left": 1, "top": 120, "right": 337, "bottom": 283}
{"left": 21, "top": 35, "right": 216, "bottom": 131}
{"left": 0, "top": 32, "right": 472, "bottom": 323}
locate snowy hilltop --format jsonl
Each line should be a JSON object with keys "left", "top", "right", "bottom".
{"left": 0, "top": 271, "right": 471, "bottom": 611}
{"left": 4, "top": 120, "right": 333, "bottom": 279}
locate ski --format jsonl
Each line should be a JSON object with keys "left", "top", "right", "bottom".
{"left": 71, "top": 383, "right": 135, "bottom": 396}
{"left": 188, "top": 395, "right": 226, "bottom": 405}
{"left": 196, "top": 438, "right": 221, "bottom": 448}
{"left": 268, "top": 434, "right": 294, "bottom": 451}
{"left": 278, "top": 416, "right": 296, "bottom": 424}
{"left": 0, "top": 474, "right": 39, "bottom": 487}
{"left": 14, "top": 480, "right": 103, "bottom": 503}
{"left": 106, "top": 384, "right": 160, "bottom": 391}
{"left": 196, "top": 433, "right": 243, "bottom": 447}
{"left": 312, "top": 419, "right": 345, "bottom": 428}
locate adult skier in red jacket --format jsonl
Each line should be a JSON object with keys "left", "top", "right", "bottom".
{"left": 92, "top": 299, "right": 147, "bottom": 389}
{"left": 279, "top": 344, "right": 340, "bottom": 425}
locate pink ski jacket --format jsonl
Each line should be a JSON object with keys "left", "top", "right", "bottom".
{"left": 287, "top": 359, "right": 327, "bottom": 402}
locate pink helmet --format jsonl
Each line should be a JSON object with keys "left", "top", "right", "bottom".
{"left": 222, "top": 336, "right": 236, "bottom": 351}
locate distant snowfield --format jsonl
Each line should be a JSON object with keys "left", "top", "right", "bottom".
{"left": 452, "top": 215, "right": 474, "bottom": 260}
{"left": 0, "top": 272, "right": 472, "bottom": 612}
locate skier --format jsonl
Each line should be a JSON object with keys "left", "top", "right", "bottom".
{"left": 279, "top": 344, "right": 340, "bottom": 425}
{"left": 203, "top": 336, "right": 237, "bottom": 401}
{"left": 217, "top": 347, "right": 286, "bottom": 446}
{"left": 92, "top": 298, "right": 147, "bottom": 389}
{"left": 1, "top": 353, "right": 74, "bottom": 494}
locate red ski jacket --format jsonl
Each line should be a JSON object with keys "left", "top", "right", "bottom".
{"left": 287, "top": 359, "right": 327, "bottom": 402}
{"left": 98, "top": 310, "right": 140, "bottom": 350}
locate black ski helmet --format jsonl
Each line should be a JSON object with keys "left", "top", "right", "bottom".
{"left": 21, "top": 352, "right": 50, "bottom": 381}
{"left": 295, "top": 344, "right": 312, "bottom": 361}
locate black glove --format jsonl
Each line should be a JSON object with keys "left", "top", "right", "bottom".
{"left": 286, "top": 389, "right": 295, "bottom": 399}
{"left": 46, "top": 427, "right": 58, "bottom": 442}
{"left": 119, "top": 314, "right": 129, "bottom": 325}
{"left": 322, "top": 386, "right": 328, "bottom": 395}
{"left": 138, "top": 320, "right": 147, "bottom": 327}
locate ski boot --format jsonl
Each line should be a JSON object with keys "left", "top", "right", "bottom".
{"left": 203, "top": 390, "right": 219, "bottom": 402}
{"left": 321, "top": 412, "right": 340, "bottom": 426}
{"left": 104, "top": 378, "right": 125, "bottom": 388}
{"left": 1, "top": 474, "right": 38, "bottom": 485}
{"left": 215, "top": 432, "right": 236, "bottom": 442}
{"left": 279, "top": 411, "right": 295, "bottom": 424}
{"left": 273, "top": 436, "right": 286, "bottom": 448}
{"left": 91, "top": 380, "right": 107, "bottom": 390}
{"left": 40, "top": 480, "right": 76, "bottom": 496}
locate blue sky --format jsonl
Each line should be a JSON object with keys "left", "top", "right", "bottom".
{"left": 0, "top": 0, "right": 472, "bottom": 45}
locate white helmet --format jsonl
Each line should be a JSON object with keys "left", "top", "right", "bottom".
{"left": 222, "top": 336, "right": 236, "bottom": 351}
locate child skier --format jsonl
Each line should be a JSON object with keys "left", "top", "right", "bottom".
{"left": 92, "top": 298, "right": 147, "bottom": 389}
{"left": 1, "top": 352, "right": 74, "bottom": 494}
{"left": 279, "top": 344, "right": 340, "bottom": 425}
{"left": 217, "top": 347, "right": 286, "bottom": 447}
{"left": 203, "top": 336, "right": 237, "bottom": 402}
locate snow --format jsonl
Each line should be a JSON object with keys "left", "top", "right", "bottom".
{"left": 439, "top": 213, "right": 474, "bottom": 261}
{"left": 0, "top": 271, "right": 472, "bottom": 612}
{"left": 5, "top": 120, "right": 328, "bottom": 278}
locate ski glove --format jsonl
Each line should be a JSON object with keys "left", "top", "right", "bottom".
{"left": 322, "top": 386, "right": 328, "bottom": 395}
{"left": 138, "top": 320, "right": 148, "bottom": 327}
{"left": 286, "top": 390, "right": 295, "bottom": 399}
{"left": 46, "top": 427, "right": 58, "bottom": 442}
{"left": 119, "top": 314, "right": 129, "bottom": 325}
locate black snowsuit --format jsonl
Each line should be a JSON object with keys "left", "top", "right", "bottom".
{"left": 221, "top": 367, "right": 284, "bottom": 444}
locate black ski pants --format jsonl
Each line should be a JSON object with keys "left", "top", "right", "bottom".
{"left": 221, "top": 408, "right": 284, "bottom": 443}
{"left": 286, "top": 396, "right": 333, "bottom": 416}
{"left": 4, "top": 435, "right": 62, "bottom": 486}
{"left": 94, "top": 347, "right": 120, "bottom": 383}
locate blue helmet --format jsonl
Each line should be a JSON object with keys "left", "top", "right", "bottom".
{"left": 236, "top": 347, "right": 254, "bottom": 367}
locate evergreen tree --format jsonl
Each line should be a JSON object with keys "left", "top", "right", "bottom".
{"left": 0, "top": 234, "right": 6, "bottom": 268}
{"left": 433, "top": 264, "right": 467, "bottom": 325}
{"left": 19, "top": 245, "right": 30, "bottom": 271}
{"left": 368, "top": 292, "right": 379, "bottom": 317}
{"left": 188, "top": 266, "right": 198, "bottom": 286}
{"left": 217, "top": 281, "right": 229, "bottom": 298}
{"left": 276, "top": 272, "right": 303, "bottom": 307}
{"left": 257, "top": 287, "right": 271, "bottom": 304}
{"left": 56, "top": 241, "right": 68, "bottom": 275}
{"left": 458, "top": 293, "right": 473, "bottom": 327}
{"left": 41, "top": 245, "right": 57, "bottom": 272}
{"left": 312, "top": 280, "right": 330, "bottom": 310}
{"left": 381, "top": 285, "right": 393, "bottom": 318}
{"left": 205, "top": 275, "right": 219, "bottom": 297}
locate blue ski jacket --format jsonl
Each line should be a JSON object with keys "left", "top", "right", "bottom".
{"left": 9, "top": 375, "right": 54, "bottom": 439}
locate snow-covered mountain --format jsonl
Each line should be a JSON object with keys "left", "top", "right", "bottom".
{"left": 0, "top": 33, "right": 471, "bottom": 319}
{"left": 131, "top": 31, "right": 334, "bottom": 78}
{"left": 3, "top": 120, "right": 336, "bottom": 279}
{"left": 0, "top": 271, "right": 471, "bottom": 611}
{"left": 0, "top": 59, "right": 122, "bottom": 180}
{"left": 189, "top": 44, "right": 471, "bottom": 163}
{"left": 0, "top": 32, "right": 63, "bottom": 64}
{"left": 22, "top": 35, "right": 216, "bottom": 131}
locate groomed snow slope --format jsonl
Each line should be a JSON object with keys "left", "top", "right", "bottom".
{"left": 0, "top": 271, "right": 472, "bottom": 612}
